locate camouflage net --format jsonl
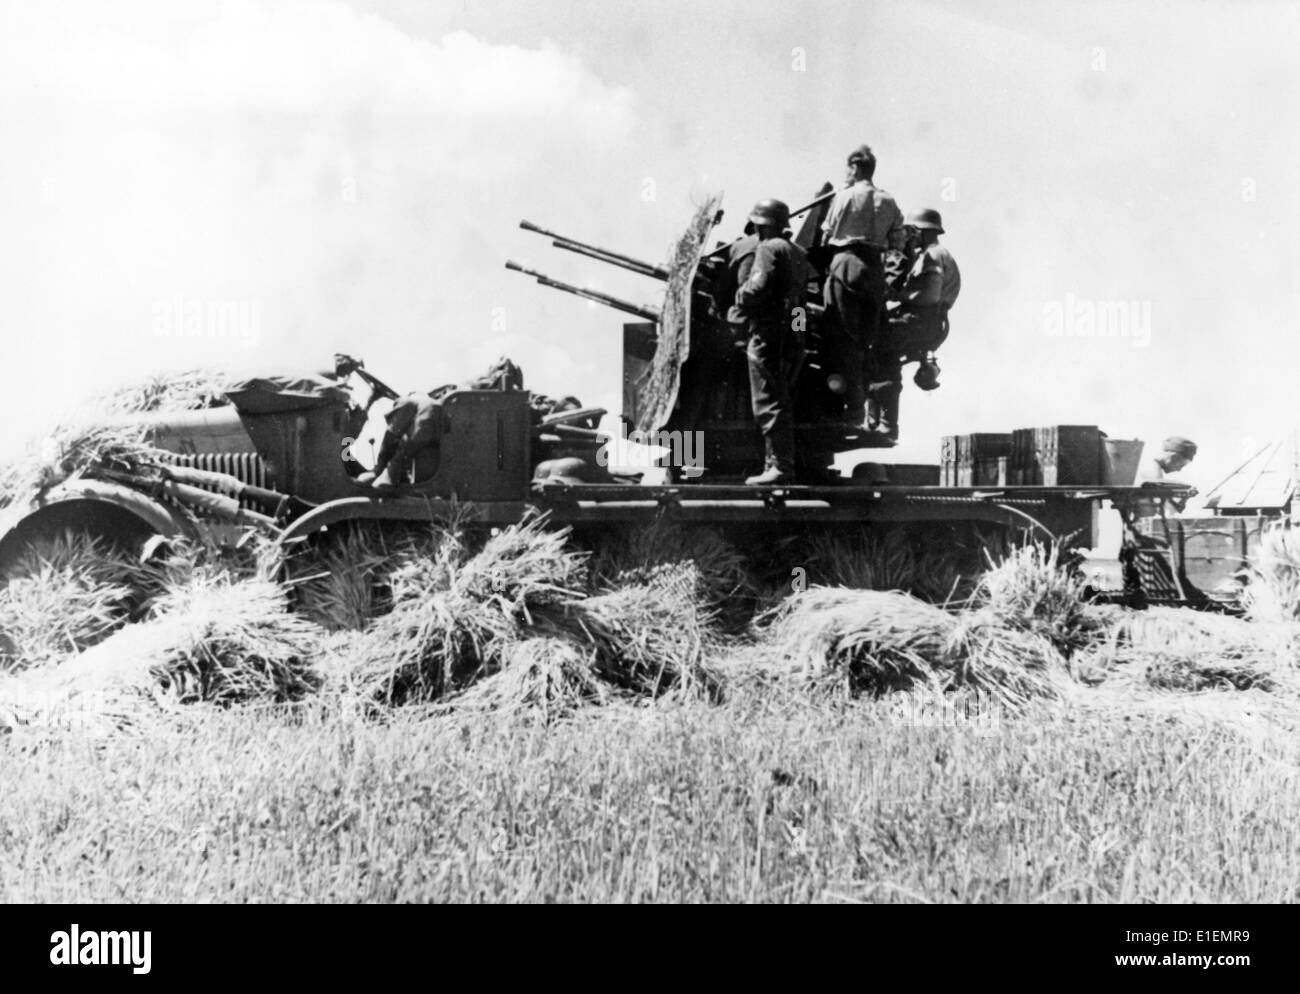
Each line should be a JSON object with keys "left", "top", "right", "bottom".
{"left": 633, "top": 193, "right": 724, "bottom": 434}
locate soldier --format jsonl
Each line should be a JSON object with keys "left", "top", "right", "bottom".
{"left": 820, "top": 145, "right": 907, "bottom": 428}
{"left": 1135, "top": 436, "right": 1198, "bottom": 514}
{"left": 1122, "top": 436, "right": 1200, "bottom": 600}
{"left": 870, "top": 207, "right": 962, "bottom": 442}
{"left": 712, "top": 224, "right": 760, "bottom": 323}
{"left": 1137, "top": 436, "right": 1198, "bottom": 484}
{"left": 733, "top": 198, "right": 811, "bottom": 485}
{"left": 355, "top": 391, "right": 442, "bottom": 489}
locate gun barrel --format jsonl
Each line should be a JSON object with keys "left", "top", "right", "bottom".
{"left": 551, "top": 238, "right": 669, "bottom": 280}
{"left": 505, "top": 261, "right": 660, "bottom": 322}
{"left": 520, "top": 220, "right": 669, "bottom": 280}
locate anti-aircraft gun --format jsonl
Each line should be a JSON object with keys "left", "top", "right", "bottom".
{"left": 507, "top": 187, "right": 909, "bottom": 483}
{"left": 0, "top": 192, "right": 1197, "bottom": 606}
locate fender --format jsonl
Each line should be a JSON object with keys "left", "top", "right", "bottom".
{"left": 0, "top": 478, "right": 198, "bottom": 563}
{"left": 275, "top": 495, "right": 530, "bottom": 548}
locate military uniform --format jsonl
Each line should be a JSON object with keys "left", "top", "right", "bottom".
{"left": 734, "top": 234, "right": 811, "bottom": 477}
{"left": 713, "top": 233, "right": 759, "bottom": 325}
{"left": 820, "top": 180, "right": 906, "bottom": 422}
{"left": 870, "top": 231, "right": 961, "bottom": 436}
{"left": 369, "top": 392, "right": 442, "bottom": 486}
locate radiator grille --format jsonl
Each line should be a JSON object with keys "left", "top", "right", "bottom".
{"left": 164, "top": 452, "right": 272, "bottom": 509}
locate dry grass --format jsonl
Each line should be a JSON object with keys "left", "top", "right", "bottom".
{"left": 344, "top": 516, "right": 723, "bottom": 708}
{"left": 759, "top": 588, "right": 953, "bottom": 695}
{"left": 944, "top": 610, "right": 1067, "bottom": 708}
{"left": 0, "top": 368, "right": 229, "bottom": 512}
{"left": 0, "top": 420, "right": 162, "bottom": 508}
{"left": 143, "top": 574, "right": 324, "bottom": 706}
{"left": 974, "top": 542, "right": 1108, "bottom": 657}
{"left": 5, "top": 512, "right": 1300, "bottom": 901}
{"left": 798, "top": 525, "right": 983, "bottom": 604}
{"left": 453, "top": 637, "right": 609, "bottom": 719}
{"left": 98, "top": 369, "right": 232, "bottom": 415}
{"left": 5, "top": 509, "right": 1299, "bottom": 738}
{"left": 0, "top": 574, "right": 323, "bottom": 735}
{"left": 555, "top": 562, "right": 722, "bottom": 701}
{"left": 1082, "top": 607, "right": 1299, "bottom": 694}
{"left": 0, "top": 532, "right": 144, "bottom": 671}
{"left": 585, "top": 522, "right": 755, "bottom": 631}
{"left": 635, "top": 195, "right": 723, "bottom": 434}
{"left": 756, "top": 587, "right": 1064, "bottom": 708}
{"left": 1240, "top": 523, "right": 1300, "bottom": 623}
{"left": 285, "top": 523, "right": 451, "bottom": 631}
{"left": 356, "top": 530, "right": 725, "bottom": 707}
{"left": 347, "top": 516, "right": 588, "bottom": 705}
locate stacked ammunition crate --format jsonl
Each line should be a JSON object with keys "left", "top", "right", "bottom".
{"left": 940, "top": 435, "right": 957, "bottom": 485}
{"left": 1009, "top": 425, "right": 1103, "bottom": 485}
{"left": 941, "top": 433, "right": 1013, "bottom": 486}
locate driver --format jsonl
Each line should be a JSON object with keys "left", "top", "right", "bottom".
{"left": 355, "top": 392, "right": 442, "bottom": 490}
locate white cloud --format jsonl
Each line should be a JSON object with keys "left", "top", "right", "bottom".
{"left": 0, "top": 0, "right": 640, "bottom": 454}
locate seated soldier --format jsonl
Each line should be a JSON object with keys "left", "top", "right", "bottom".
{"left": 355, "top": 357, "right": 532, "bottom": 490}
{"left": 870, "top": 208, "right": 961, "bottom": 442}
{"left": 355, "top": 391, "right": 442, "bottom": 489}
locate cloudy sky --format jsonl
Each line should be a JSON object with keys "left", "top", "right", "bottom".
{"left": 2, "top": 0, "right": 1297, "bottom": 492}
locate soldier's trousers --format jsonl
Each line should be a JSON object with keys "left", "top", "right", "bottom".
{"left": 747, "top": 319, "right": 800, "bottom": 472}
{"left": 823, "top": 246, "right": 886, "bottom": 418}
{"left": 869, "top": 305, "right": 948, "bottom": 428}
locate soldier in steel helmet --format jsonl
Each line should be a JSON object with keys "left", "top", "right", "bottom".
{"left": 820, "top": 144, "right": 908, "bottom": 431}
{"left": 871, "top": 207, "right": 962, "bottom": 441}
{"left": 732, "top": 198, "right": 812, "bottom": 485}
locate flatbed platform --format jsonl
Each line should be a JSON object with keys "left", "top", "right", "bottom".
{"left": 278, "top": 481, "right": 1191, "bottom": 544}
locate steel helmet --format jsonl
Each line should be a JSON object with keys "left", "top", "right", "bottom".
{"left": 914, "top": 356, "right": 941, "bottom": 391}
{"left": 748, "top": 198, "right": 791, "bottom": 229}
{"left": 905, "top": 208, "right": 945, "bottom": 233}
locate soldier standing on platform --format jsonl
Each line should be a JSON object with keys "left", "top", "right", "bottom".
{"left": 733, "top": 198, "right": 811, "bottom": 485}
{"left": 820, "top": 145, "right": 907, "bottom": 430}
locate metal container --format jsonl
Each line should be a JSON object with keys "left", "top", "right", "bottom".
{"left": 1101, "top": 438, "right": 1145, "bottom": 486}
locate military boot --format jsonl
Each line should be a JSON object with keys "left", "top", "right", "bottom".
{"left": 871, "top": 383, "right": 901, "bottom": 445}
{"left": 357, "top": 432, "right": 401, "bottom": 488}
{"left": 746, "top": 434, "right": 796, "bottom": 485}
{"left": 865, "top": 396, "right": 882, "bottom": 432}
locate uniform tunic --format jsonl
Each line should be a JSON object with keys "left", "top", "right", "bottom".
{"left": 375, "top": 392, "right": 442, "bottom": 483}
{"left": 734, "top": 235, "right": 811, "bottom": 466}
{"left": 821, "top": 181, "right": 905, "bottom": 249}
{"left": 820, "top": 181, "right": 907, "bottom": 417}
{"left": 869, "top": 241, "right": 962, "bottom": 424}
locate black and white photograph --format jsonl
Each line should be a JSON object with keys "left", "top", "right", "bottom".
{"left": 0, "top": 0, "right": 1293, "bottom": 937}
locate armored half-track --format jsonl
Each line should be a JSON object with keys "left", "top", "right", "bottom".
{"left": 0, "top": 194, "right": 1194, "bottom": 602}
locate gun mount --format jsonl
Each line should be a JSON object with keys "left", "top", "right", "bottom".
{"left": 510, "top": 191, "right": 899, "bottom": 484}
